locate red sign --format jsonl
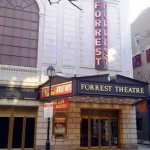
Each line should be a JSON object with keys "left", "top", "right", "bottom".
{"left": 137, "top": 102, "right": 147, "bottom": 113}
{"left": 95, "top": 0, "right": 108, "bottom": 70}
{"left": 53, "top": 98, "right": 69, "bottom": 111}
{"left": 40, "top": 81, "right": 72, "bottom": 99}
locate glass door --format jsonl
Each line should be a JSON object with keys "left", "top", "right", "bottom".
{"left": 101, "top": 119, "right": 109, "bottom": 147}
{"left": 80, "top": 119, "right": 88, "bottom": 147}
{"left": 111, "top": 119, "right": 118, "bottom": 146}
{"left": 80, "top": 109, "right": 119, "bottom": 149}
{"left": 91, "top": 119, "right": 99, "bottom": 147}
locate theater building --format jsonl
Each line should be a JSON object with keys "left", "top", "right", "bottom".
{"left": 37, "top": 74, "right": 149, "bottom": 150}
{"left": 0, "top": 0, "right": 145, "bottom": 150}
{"left": 131, "top": 7, "right": 150, "bottom": 143}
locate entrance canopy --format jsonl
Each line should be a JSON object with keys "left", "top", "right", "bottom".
{"left": 39, "top": 74, "right": 149, "bottom": 105}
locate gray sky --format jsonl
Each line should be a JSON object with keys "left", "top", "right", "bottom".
{"left": 129, "top": 0, "right": 150, "bottom": 23}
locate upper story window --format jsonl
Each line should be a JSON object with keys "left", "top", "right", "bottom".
{"left": 146, "top": 49, "right": 150, "bottom": 63}
{"left": 135, "top": 33, "right": 140, "bottom": 49}
{"left": 0, "top": 0, "right": 39, "bottom": 67}
{"left": 133, "top": 54, "right": 142, "bottom": 69}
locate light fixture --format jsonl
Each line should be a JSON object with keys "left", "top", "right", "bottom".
{"left": 47, "top": 66, "right": 55, "bottom": 78}
{"left": 108, "top": 75, "right": 117, "bottom": 82}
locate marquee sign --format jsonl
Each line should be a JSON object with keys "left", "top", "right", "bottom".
{"left": 39, "top": 74, "right": 149, "bottom": 102}
{"left": 95, "top": 0, "right": 108, "bottom": 70}
{"left": 77, "top": 81, "right": 148, "bottom": 98}
{"left": 40, "top": 81, "right": 72, "bottom": 99}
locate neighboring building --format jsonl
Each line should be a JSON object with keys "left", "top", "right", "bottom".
{"left": 131, "top": 7, "right": 150, "bottom": 143}
{"left": 0, "top": 0, "right": 148, "bottom": 150}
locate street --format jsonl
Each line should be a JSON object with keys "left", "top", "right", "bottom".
{"left": 138, "top": 144, "right": 150, "bottom": 150}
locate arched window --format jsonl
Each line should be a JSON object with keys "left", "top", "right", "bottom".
{"left": 0, "top": 0, "right": 39, "bottom": 67}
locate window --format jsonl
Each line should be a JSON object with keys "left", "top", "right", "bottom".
{"left": 12, "top": 117, "right": 23, "bottom": 148}
{"left": 25, "top": 118, "right": 35, "bottom": 148}
{"left": 0, "top": 117, "right": 9, "bottom": 148}
{"left": 0, "top": 107, "right": 37, "bottom": 149}
{"left": 146, "top": 49, "right": 150, "bottom": 63}
{"left": 133, "top": 54, "right": 142, "bottom": 69}
{"left": 0, "top": 0, "right": 39, "bottom": 67}
{"left": 135, "top": 34, "right": 140, "bottom": 48}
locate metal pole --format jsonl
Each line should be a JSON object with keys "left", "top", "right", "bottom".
{"left": 46, "top": 76, "right": 52, "bottom": 150}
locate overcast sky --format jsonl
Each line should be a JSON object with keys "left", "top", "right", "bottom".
{"left": 129, "top": 0, "right": 150, "bottom": 23}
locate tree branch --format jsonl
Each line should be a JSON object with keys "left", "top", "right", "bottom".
{"left": 48, "top": 0, "right": 82, "bottom": 10}
{"left": 68, "top": 0, "right": 82, "bottom": 10}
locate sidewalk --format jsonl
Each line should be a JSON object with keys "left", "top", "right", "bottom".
{"left": 138, "top": 144, "right": 150, "bottom": 150}
{"left": 138, "top": 140, "right": 150, "bottom": 146}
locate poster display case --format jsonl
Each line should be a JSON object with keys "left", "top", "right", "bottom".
{"left": 53, "top": 113, "right": 67, "bottom": 139}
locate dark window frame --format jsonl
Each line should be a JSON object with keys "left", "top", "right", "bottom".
{"left": 146, "top": 49, "right": 150, "bottom": 63}
{"left": 133, "top": 54, "right": 142, "bottom": 69}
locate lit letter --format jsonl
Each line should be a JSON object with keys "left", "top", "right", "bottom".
{"left": 95, "top": 2, "right": 100, "bottom": 9}
{"left": 95, "top": 20, "right": 101, "bottom": 27}
{"left": 96, "top": 58, "right": 101, "bottom": 65}
{"left": 95, "top": 11, "right": 101, "bottom": 17}
{"left": 104, "top": 29, "right": 108, "bottom": 37}
{"left": 95, "top": 29, "right": 101, "bottom": 36}
{"left": 95, "top": 38, "right": 101, "bottom": 46}
{"left": 95, "top": 48, "right": 102, "bottom": 55}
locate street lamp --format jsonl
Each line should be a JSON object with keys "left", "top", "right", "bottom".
{"left": 46, "top": 66, "right": 55, "bottom": 150}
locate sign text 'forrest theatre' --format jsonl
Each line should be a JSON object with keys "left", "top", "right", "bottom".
{"left": 95, "top": 0, "right": 108, "bottom": 70}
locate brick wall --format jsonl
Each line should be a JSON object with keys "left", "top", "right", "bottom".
{"left": 36, "top": 102, "right": 138, "bottom": 150}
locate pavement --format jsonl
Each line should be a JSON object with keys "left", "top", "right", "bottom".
{"left": 138, "top": 144, "right": 150, "bottom": 150}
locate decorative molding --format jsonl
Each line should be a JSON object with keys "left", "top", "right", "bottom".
{"left": 0, "top": 65, "right": 41, "bottom": 86}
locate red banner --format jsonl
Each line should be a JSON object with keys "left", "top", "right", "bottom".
{"left": 53, "top": 98, "right": 69, "bottom": 111}
{"left": 40, "top": 81, "right": 72, "bottom": 98}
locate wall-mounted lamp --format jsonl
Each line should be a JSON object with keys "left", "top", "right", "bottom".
{"left": 108, "top": 75, "right": 117, "bottom": 82}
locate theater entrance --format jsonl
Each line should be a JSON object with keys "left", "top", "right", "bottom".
{"left": 80, "top": 109, "right": 119, "bottom": 149}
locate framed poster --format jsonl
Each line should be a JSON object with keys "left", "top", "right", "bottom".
{"left": 53, "top": 114, "right": 67, "bottom": 139}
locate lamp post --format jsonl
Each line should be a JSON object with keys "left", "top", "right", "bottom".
{"left": 46, "top": 66, "right": 55, "bottom": 150}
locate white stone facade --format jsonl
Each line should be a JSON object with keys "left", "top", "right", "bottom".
{"left": 131, "top": 7, "right": 150, "bottom": 85}
{"left": 0, "top": 0, "right": 133, "bottom": 87}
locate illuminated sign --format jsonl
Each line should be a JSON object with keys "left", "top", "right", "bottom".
{"left": 40, "top": 81, "right": 72, "bottom": 99}
{"left": 95, "top": 0, "right": 108, "bottom": 70}
{"left": 78, "top": 81, "right": 147, "bottom": 98}
{"left": 53, "top": 98, "right": 69, "bottom": 111}
{"left": 137, "top": 102, "right": 147, "bottom": 113}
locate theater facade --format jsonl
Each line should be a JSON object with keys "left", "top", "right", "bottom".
{"left": 37, "top": 74, "right": 149, "bottom": 150}
{"left": 0, "top": 0, "right": 144, "bottom": 150}
{"left": 0, "top": 74, "right": 149, "bottom": 150}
